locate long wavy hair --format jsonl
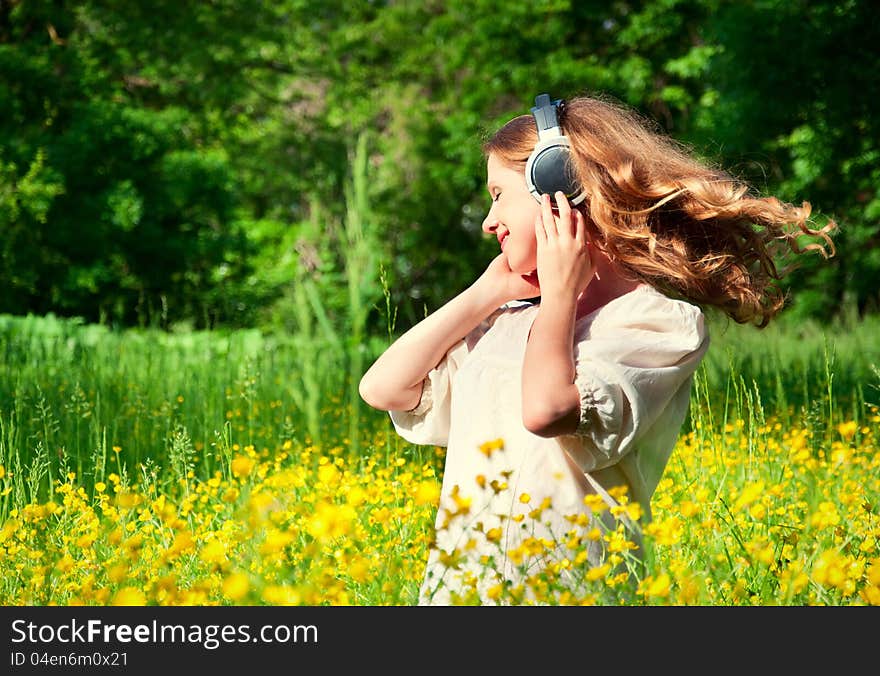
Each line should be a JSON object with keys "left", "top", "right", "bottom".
{"left": 483, "top": 94, "right": 837, "bottom": 327}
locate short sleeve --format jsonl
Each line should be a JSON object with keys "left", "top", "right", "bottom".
{"left": 565, "top": 289, "right": 709, "bottom": 470}
{"left": 388, "top": 306, "right": 506, "bottom": 447}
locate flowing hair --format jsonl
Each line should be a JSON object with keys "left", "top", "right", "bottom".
{"left": 483, "top": 94, "right": 837, "bottom": 327}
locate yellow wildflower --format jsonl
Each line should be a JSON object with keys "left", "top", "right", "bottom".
{"left": 414, "top": 480, "right": 440, "bottom": 506}
{"left": 837, "top": 421, "right": 857, "bottom": 441}
{"left": 111, "top": 587, "right": 146, "bottom": 606}
{"left": 231, "top": 455, "right": 255, "bottom": 479}
{"left": 222, "top": 573, "right": 250, "bottom": 602}
{"left": 479, "top": 438, "right": 504, "bottom": 457}
{"left": 200, "top": 539, "right": 227, "bottom": 565}
{"left": 643, "top": 573, "right": 671, "bottom": 599}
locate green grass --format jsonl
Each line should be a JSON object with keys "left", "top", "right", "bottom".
{"left": 1, "top": 310, "right": 878, "bottom": 502}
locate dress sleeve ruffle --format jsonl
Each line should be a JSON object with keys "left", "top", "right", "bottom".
{"left": 389, "top": 306, "right": 506, "bottom": 447}
{"left": 389, "top": 347, "right": 458, "bottom": 446}
{"left": 563, "top": 287, "right": 709, "bottom": 471}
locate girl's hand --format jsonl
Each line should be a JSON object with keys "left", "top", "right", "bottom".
{"left": 476, "top": 253, "right": 541, "bottom": 304}
{"left": 535, "top": 192, "right": 594, "bottom": 303}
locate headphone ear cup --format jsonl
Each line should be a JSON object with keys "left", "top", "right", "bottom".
{"left": 525, "top": 137, "right": 586, "bottom": 205}
{"left": 530, "top": 144, "right": 576, "bottom": 197}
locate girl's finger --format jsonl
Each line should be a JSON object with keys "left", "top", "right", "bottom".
{"left": 555, "top": 192, "right": 573, "bottom": 238}
{"left": 541, "top": 193, "right": 557, "bottom": 238}
{"left": 534, "top": 213, "right": 546, "bottom": 243}
{"left": 573, "top": 208, "right": 586, "bottom": 245}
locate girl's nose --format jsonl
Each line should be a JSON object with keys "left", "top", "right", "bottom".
{"left": 482, "top": 210, "right": 498, "bottom": 234}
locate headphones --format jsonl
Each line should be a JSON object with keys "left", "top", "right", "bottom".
{"left": 525, "top": 93, "right": 586, "bottom": 206}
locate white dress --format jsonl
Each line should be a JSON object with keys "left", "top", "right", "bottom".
{"left": 390, "top": 284, "right": 710, "bottom": 605}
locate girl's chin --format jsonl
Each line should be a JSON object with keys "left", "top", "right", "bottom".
{"left": 506, "top": 256, "right": 536, "bottom": 276}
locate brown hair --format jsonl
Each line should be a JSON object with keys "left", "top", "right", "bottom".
{"left": 483, "top": 94, "right": 837, "bottom": 327}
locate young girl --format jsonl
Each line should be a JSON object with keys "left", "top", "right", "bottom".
{"left": 359, "top": 92, "right": 836, "bottom": 605}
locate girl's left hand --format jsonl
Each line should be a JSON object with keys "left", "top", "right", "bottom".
{"left": 535, "top": 191, "right": 595, "bottom": 302}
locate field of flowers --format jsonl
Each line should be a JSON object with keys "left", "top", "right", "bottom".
{"left": 1, "top": 313, "right": 879, "bottom": 605}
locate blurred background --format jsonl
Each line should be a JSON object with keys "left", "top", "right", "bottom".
{"left": 2, "top": 0, "right": 878, "bottom": 335}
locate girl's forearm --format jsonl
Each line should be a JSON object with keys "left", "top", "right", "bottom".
{"left": 359, "top": 282, "right": 502, "bottom": 411}
{"left": 521, "top": 299, "right": 581, "bottom": 436}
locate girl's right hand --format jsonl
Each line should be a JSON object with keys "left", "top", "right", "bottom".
{"left": 476, "top": 253, "right": 541, "bottom": 304}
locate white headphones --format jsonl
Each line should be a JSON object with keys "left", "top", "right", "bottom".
{"left": 524, "top": 94, "right": 586, "bottom": 206}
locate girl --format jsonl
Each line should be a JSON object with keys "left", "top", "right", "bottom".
{"left": 359, "top": 92, "right": 836, "bottom": 605}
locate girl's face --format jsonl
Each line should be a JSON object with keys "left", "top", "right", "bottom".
{"left": 482, "top": 153, "right": 541, "bottom": 274}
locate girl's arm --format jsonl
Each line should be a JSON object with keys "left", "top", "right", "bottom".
{"left": 360, "top": 255, "right": 539, "bottom": 412}
{"left": 521, "top": 192, "right": 594, "bottom": 437}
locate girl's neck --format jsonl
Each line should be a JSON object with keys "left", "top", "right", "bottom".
{"left": 575, "top": 257, "right": 643, "bottom": 319}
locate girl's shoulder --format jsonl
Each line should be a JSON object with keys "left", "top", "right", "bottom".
{"left": 586, "top": 284, "right": 706, "bottom": 342}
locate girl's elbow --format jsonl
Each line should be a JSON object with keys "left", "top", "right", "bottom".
{"left": 358, "top": 375, "right": 420, "bottom": 412}
{"left": 522, "top": 404, "right": 578, "bottom": 438}
{"left": 358, "top": 375, "right": 386, "bottom": 410}
{"left": 522, "top": 409, "right": 560, "bottom": 438}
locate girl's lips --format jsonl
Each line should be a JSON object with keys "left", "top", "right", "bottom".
{"left": 498, "top": 232, "right": 509, "bottom": 249}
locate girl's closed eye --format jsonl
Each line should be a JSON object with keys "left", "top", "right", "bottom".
{"left": 492, "top": 191, "right": 501, "bottom": 202}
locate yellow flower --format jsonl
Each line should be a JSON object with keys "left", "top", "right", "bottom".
{"left": 837, "top": 420, "right": 857, "bottom": 440}
{"left": 583, "top": 493, "right": 608, "bottom": 513}
{"left": 260, "top": 528, "right": 293, "bottom": 555}
{"left": 75, "top": 532, "right": 97, "bottom": 549}
{"left": 54, "top": 554, "right": 75, "bottom": 574}
{"left": 867, "top": 560, "right": 880, "bottom": 586}
{"left": 0, "top": 465, "right": 5, "bottom": 479}
{"left": 111, "top": 587, "right": 146, "bottom": 606}
{"left": 733, "top": 481, "right": 765, "bottom": 512}
{"left": 810, "top": 502, "right": 841, "bottom": 529}
{"left": 414, "top": 480, "right": 440, "bottom": 506}
{"left": 645, "top": 516, "right": 682, "bottom": 546}
{"left": 478, "top": 438, "right": 504, "bottom": 457}
{"left": 168, "top": 531, "right": 194, "bottom": 557}
{"left": 612, "top": 501, "right": 643, "bottom": 522}
{"left": 643, "top": 573, "right": 671, "bottom": 598}
{"left": 222, "top": 573, "right": 250, "bottom": 602}
{"left": 262, "top": 585, "right": 302, "bottom": 606}
{"left": 348, "top": 557, "right": 370, "bottom": 583}
{"left": 107, "top": 563, "right": 129, "bottom": 584}
{"left": 586, "top": 564, "right": 610, "bottom": 582}
{"left": 307, "top": 501, "right": 356, "bottom": 540}
{"left": 449, "top": 485, "right": 472, "bottom": 513}
{"left": 200, "top": 539, "right": 227, "bottom": 565}
{"left": 317, "top": 463, "right": 339, "bottom": 484}
{"left": 487, "top": 584, "right": 504, "bottom": 601}
{"left": 863, "top": 586, "right": 880, "bottom": 606}
{"left": 347, "top": 486, "right": 368, "bottom": 506}
{"left": 231, "top": 455, "right": 255, "bottom": 479}
{"left": 485, "top": 527, "right": 503, "bottom": 543}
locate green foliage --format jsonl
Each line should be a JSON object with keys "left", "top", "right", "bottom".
{"left": 0, "top": 0, "right": 876, "bottom": 330}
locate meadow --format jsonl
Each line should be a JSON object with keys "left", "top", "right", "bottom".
{"left": 0, "top": 310, "right": 878, "bottom": 605}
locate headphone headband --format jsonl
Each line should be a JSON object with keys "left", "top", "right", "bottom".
{"left": 530, "top": 94, "right": 564, "bottom": 137}
{"left": 525, "top": 93, "right": 585, "bottom": 206}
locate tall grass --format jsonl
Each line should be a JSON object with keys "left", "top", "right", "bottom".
{"left": 280, "top": 131, "right": 381, "bottom": 453}
{"left": 1, "top": 308, "right": 877, "bottom": 513}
